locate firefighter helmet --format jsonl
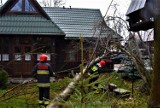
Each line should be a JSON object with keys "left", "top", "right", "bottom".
{"left": 99, "top": 60, "right": 106, "bottom": 67}
{"left": 39, "top": 54, "right": 48, "bottom": 62}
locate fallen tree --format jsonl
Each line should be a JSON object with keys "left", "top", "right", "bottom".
{"left": 47, "top": 54, "right": 108, "bottom": 108}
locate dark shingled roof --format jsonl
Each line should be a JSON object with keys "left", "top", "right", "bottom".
{"left": 0, "top": 14, "right": 64, "bottom": 35}
{"left": 126, "top": 0, "right": 146, "bottom": 15}
{"left": 43, "top": 7, "right": 103, "bottom": 38}
{"left": 0, "top": 3, "right": 121, "bottom": 39}
{"left": 43, "top": 7, "right": 122, "bottom": 39}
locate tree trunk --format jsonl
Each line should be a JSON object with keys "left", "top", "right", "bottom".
{"left": 149, "top": 16, "right": 160, "bottom": 107}
{"left": 47, "top": 55, "right": 107, "bottom": 108}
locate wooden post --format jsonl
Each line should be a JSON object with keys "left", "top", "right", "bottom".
{"left": 149, "top": 16, "right": 160, "bottom": 107}
{"left": 80, "top": 34, "right": 84, "bottom": 78}
{"left": 80, "top": 34, "right": 85, "bottom": 106}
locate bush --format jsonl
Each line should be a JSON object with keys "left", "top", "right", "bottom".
{"left": 0, "top": 69, "right": 9, "bottom": 89}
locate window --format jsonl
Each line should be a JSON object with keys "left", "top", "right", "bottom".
{"left": 15, "top": 47, "right": 21, "bottom": 61}
{"left": 10, "top": 0, "right": 36, "bottom": 13}
{"left": 46, "top": 54, "right": 51, "bottom": 61}
{"left": 25, "top": 54, "right": 31, "bottom": 61}
{"left": 2, "top": 54, "right": 9, "bottom": 61}
{"left": 2, "top": 38, "right": 10, "bottom": 61}
{"left": 37, "top": 54, "right": 40, "bottom": 61}
{"left": 25, "top": 46, "right": 31, "bottom": 61}
{"left": 68, "top": 50, "right": 76, "bottom": 62}
{"left": 15, "top": 54, "right": 22, "bottom": 61}
{"left": 25, "top": 0, "right": 36, "bottom": 12}
{"left": 11, "top": 0, "right": 22, "bottom": 11}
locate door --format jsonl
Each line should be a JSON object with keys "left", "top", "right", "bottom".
{"left": 13, "top": 45, "right": 33, "bottom": 77}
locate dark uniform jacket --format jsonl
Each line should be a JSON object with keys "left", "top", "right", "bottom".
{"left": 32, "top": 62, "right": 53, "bottom": 87}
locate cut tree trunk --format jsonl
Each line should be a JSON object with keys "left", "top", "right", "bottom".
{"left": 47, "top": 55, "right": 107, "bottom": 108}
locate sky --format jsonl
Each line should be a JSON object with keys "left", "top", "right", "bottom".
{"left": 64, "top": 0, "right": 131, "bottom": 17}
{"left": 1, "top": 0, "right": 131, "bottom": 17}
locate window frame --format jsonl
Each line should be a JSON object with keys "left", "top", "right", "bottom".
{"left": 25, "top": 53, "right": 31, "bottom": 61}
{"left": 2, "top": 54, "right": 9, "bottom": 61}
{"left": 15, "top": 53, "right": 22, "bottom": 61}
{"left": 9, "top": 0, "right": 38, "bottom": 14}
{"left": 66, "top": 48, "right": 78, "bottom": 62}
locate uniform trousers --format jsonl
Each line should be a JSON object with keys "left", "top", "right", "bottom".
{"left": 39, "top": 87, "right": 50, "bottom": 101}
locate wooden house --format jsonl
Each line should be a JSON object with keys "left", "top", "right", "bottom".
{"left": 0, "top": 0, "right": 122, "bottom": 77}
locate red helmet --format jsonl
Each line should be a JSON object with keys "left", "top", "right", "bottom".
{"left": 39, "top": 54, "right": 48, "bottom": 62}
{"left": 99, "top": 60, "right": 106, "bottom": 67}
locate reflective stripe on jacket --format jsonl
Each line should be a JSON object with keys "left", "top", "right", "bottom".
{"left": 37, "top": 70, "right": 49, "bottom": 75}
{"left": 88, "top": 65, "right": 99, "bottom": 75}
{"left": 91, "top": 66, "right": 98, "bottom": 72}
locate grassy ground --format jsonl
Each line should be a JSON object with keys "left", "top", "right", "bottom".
{"left": 0, "top": 72, "right": 149, "bottom": 108}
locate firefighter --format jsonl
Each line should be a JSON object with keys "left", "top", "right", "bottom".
{"left": 32, "top": 54, "right": 53, "bottom": 106}
{"left": 88, "top": 59, "right": 111, "bottom": 92}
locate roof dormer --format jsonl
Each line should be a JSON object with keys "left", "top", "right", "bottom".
{"left": 10, "top": 0, "right": 36, "bottom": 13}
{"left": 0, "top": 0, "right": 50, "bottom": 20}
